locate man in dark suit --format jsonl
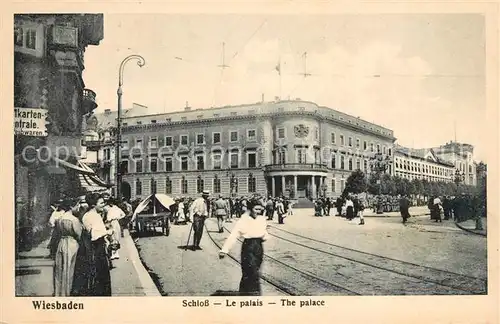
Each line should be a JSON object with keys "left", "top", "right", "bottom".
{"left": 399, "top": 195, "right": 411, "bottom": 224}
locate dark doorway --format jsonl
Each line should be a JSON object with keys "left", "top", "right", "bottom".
{"left": 121, "top": 181, "right": 131, "bottom": 201}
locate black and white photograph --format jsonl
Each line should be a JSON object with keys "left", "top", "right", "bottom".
{"left": 12, "top": 11, "right": 490, "bottom": 301}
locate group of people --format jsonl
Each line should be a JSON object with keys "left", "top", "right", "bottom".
{"left": 427, "top": 193, "right": 478, "bottom": 223}
{"left": 47, "top": 192, "right": 131, "bottom": 296}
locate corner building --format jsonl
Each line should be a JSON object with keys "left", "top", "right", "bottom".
{"left": 120, "top": 100, "right": 395, "bottom": 201}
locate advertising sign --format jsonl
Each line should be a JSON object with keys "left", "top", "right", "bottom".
{"left": 14, "top": 107, "right": 48, "bottom": 137}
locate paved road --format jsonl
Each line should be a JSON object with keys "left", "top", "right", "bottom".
{"left": 135, "top": 207, "right": 487, "bottom": 296}
{"left": 133, "top": 222, "right": 285, "bottom": 296}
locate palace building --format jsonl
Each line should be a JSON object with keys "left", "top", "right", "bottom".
{"left": 113, "top": 100, "right": 395, "bottom": 201}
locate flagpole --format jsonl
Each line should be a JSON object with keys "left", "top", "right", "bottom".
{"left": 279, "top": 56, "right": 282, "bottom": 100}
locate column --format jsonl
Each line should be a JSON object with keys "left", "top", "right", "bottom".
{"left": 319, "top": 176, "right": 324, "bottom": 197}
{"left": 293, "top": 175, "right": 298, "bottom": 199}
{"left": 281, "top": 176, "right": 286, "bottom": 197}
{"left": 271, "top": 176, "right": 276, "bottom": 197}
{"left": 311, "top": 176, "right": 316, "bottom": 198}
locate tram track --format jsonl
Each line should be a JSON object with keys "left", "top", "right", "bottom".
{"left": 205, "top": 222, "right": 360, "bottom": 296}
{"left": 266, "top": 225, "right": 487, "bottom": 295}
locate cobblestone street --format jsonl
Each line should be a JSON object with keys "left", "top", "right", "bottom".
{"left": 134, "top": 206, "right": 487, "bottom": 296}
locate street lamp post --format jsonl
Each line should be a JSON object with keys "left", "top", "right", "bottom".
{"left": 115, "top": 55, "right": 145, "bottom": 200}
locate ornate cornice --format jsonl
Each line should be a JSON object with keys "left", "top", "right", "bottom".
{"left": 122, "top": 111, "right": 396, "bottom": 141}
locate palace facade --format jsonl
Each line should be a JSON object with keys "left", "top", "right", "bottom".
{"left": 116, "top": 100, "right": 396, "bottom": 201}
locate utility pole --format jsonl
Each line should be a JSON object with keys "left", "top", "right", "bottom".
{"left": 302, "top": 51, "right": 311, "bottom": 78}
{"left": 218, "top": 42, "right": 230, "bottom": 71}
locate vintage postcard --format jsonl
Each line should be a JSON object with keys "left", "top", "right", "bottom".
{"left": 1, "top": 2, "right": 498, "bottom": 324}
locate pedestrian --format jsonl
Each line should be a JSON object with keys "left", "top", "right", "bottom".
{"left": 53, "top": 197, "right": 82, "bottom": 296}
{"left": 265, "top": 197, "right": 274, "bottom": 220}
{"left": 218, "top": 198, "right": 269, "bottom": 296}
{"left": 325, "top": 197, "right": 331, "bottom": 216}
{"left": 176, "top": 198, "right": 187, "bottom": 224}
{"left": 189, "top": 191, "right": 210, "bottom": 250}
{"left": 105, "top": 198, "right": 125, "bottom": 260}
{"left": 399, "top": 195, "right": 411, "bottom": 224}
{"left": 345, "top": 195, "right": 354, "bottom": 220}
{"left": 75, "top": 193, "right": 112, "bottom": 296}
{"left": 287, "top": 199, "right": 294, "bottom": 216}
{"left": 275, "top": 198, "right": 286, "bottom": 224}
{"left": 48, "top": 199, "right": 65, "bottom": 259}
{"left": 214, "top": 195, "right": 228, "bottom": 233}
{"left": 432, "top": 196, "right": 443, "bottom": 223}
{"left": 335, "top": 196, "right": 343, "bottom": 216}
{"left": 357, "top": 193, "right": 366, "bottom": 225}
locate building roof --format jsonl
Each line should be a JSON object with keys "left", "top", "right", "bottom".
{"left": 394, "top": 144, "right": 455, "bottom": 167}
{"left": 112, "top": 99, "right": 395, "bottom": 140}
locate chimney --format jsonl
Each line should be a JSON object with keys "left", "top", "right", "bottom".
{"left": 184, "top": 101, "right": 191, "bottom": 111}
{"left": 261, "top": 93, "right": 265, "bottom": 103}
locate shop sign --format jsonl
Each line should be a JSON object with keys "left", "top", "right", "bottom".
{"left": 14, "top": 107, "right": 48, "bottom": 137}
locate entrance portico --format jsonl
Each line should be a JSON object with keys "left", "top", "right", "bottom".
{"left": 264, "top": 164, "right": 329, "bottom": 199}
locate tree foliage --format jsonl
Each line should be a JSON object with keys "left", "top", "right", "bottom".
{"left": 343, "top": 169, "right": 367, "bottom": 196}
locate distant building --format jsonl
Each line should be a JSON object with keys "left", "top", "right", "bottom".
{"left": 113, "top": 100, "right": 396, "bottom": 201}
{"left": 84, "top": 103, "right": 149, "bottom": 192}
{"left": 393, "top": 145, "right": 455, "bottom": 182}
{"left": 14, "top": 14, "right": 104, "bottom": 249}
{"left": 431, "top": 142, "right": 477, "bottom": 186}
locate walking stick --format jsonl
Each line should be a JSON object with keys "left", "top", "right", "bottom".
{"left": 185, "top": 222, "right": 194, "bottom": 251}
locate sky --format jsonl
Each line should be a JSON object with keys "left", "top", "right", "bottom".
{"left": 83, "top": 13, "right": 487, "bottom": 161}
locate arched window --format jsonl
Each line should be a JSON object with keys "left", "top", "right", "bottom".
{"left": 340, "top": 156, "right": 345, "bottom": 169}
{"left": 248, "top": 173, "right": 256, "bottom": 193}
{"left": 181, "top": 176, "right": 188, "bottom": 194}
{"left": 348, "top": 158, "right": 353, "bottom": 171}
{"left": 136, "top": 179, "right": 142, "bottom": 196}
{"left": 165, "top": 176, "right": 172, "bottom": 194}
{"left": 150, "top": 178, "right": 157, "bottom": 194}
{"left": 213, "top": 175, "right": 221, "bottom": 193}
{"left": 197, "top": 176, "right": 204, "bottom": 193}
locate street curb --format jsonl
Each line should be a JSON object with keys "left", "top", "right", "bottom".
{"left": 454, "top": 221, "right": 487, "bottom": 237}
{"left": 123, "top": 229, "right": 162, "bottom": 296}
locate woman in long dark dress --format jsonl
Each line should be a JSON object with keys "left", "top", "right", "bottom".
{"left": 218, "top": 199, "right": 269, "bottom": 296}
{"left": 73, "top": 193, "right": 112, "bottom": 296}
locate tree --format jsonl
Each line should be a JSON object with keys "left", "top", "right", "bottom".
{"left": 412, "top": 178, "right": 424, "bottom": 197}
{"left": 343, "top": 169, "right": 367, "bottom": 196}
{"left": 367, "top": 174, "right": 379, "bottom": 195}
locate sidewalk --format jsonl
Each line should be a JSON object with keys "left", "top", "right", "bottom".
{"left": 455, "top": 218, "right": 487, "bottom": 236}
{"left": 15, "top": 229, "right": 160, "bottom": 297}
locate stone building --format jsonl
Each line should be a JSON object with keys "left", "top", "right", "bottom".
{"left": 393, "top": 145, "right": 455, "bottom": 182}
{"left": 14, "top": 14, "right": 104, "bottom": 250}
{"left": 117, "top": 100, "right": 395, "bottom": 202}
{"left": 430, "top": 142, "right": 477, "bottom": 186}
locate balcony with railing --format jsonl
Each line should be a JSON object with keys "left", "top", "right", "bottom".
{"left": 82, "top": 88, "right": 98, "bottom": 113}
{"left": 264, "top": 163, "right": 329, "bottom": 173}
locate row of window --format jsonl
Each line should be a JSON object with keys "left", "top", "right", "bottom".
{"left": 394, "top": 158, "right": 453, "bottom": 177}
{"left": 124, "top": 129, "right": 257, "bottom": 148}
{"left": 394, "top": 172, "right": 453, "bottom": 182}
{"left": 122, "top": 151, "right": 258, "bottom": 173}
{"left": 121, "top": 131, "right": 392, "bottom": 152}
{"left": 135, "top": 175, "right": 257, "bottom": 196}
{"left": 330, "top": 133, "right": 392, "bottom": 154}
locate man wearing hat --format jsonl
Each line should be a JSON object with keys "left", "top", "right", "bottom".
{"left": 189, "top": 191, "right": 210, "bottom": 250}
